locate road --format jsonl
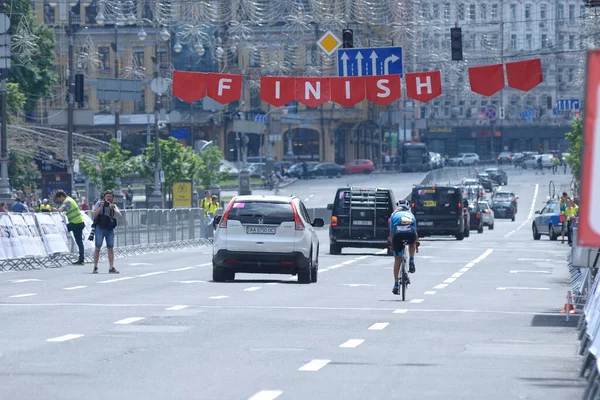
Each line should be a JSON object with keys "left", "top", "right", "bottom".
{"left": 0, "top": 169, "right": 585, "bottom": 400}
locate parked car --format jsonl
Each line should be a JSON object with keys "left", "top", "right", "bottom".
{"left": 429, "top": 152, "right": 444, "bottom": 169}
{"left": 477, "top": 173, "right": 494, "bottom": 191}
{"left": 304, "top": 162, "right": 345, "bottom": 179}
{"left": 344, "top": 159, "right": 375, "bottom": 175}
{"left": 447, "top": 153, "right": 480, "bottom": 166}
{"left": 465, "top": 197, "right": 484, "bottom": 233}
{"left": 484, "top": 168, "right": 508, "bottom": 185}
{"left": 410, "top": 186, "right": 468, "bottom": 240}
{"left": 494, "top": 191, "right": 518, "bottom": 214}
{"left": 522, "top": 154, "right": 553, "bottom": 169}
{"left": 497, "top": 152, "right": 513, "bottom": 165}
{"left": 328, "top": 187, "right": 396, "bottom": 254}
{"left": 532, "top": 200, "right": 562, "bottom": 240}
{"left": 212, "top": 195, "right": 324, "bottom": 283}
{"left": 511, "top": 152, "right": 525, "bottom": 166}
{"left": 478, "top": 200, "right": 495, "bottom": 230}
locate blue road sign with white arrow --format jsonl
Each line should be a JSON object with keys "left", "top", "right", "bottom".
{"left": 555, "top": 98, "right": 580, "bottom": 111}
{"left": 337, "top": 46, "right": 403, "bottom": 77}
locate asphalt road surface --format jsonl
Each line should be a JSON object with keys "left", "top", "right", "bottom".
{"left": 0, "top": 169, "right": 584, "bottom": 400}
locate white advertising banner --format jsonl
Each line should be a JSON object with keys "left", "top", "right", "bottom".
{"left": 80, "top": 212, "right": 95, "bottom": 252}
{"left": 0, "top": 214, "right": 25, "bottom": 259}
{"left": 51, "top": 213, "right": 71, "bottom": 245}
{"left": 35, "top": 213, "right": 70, "bottom": 255}
{"left": 22, "top": 214, "right": 47, "bottom": 258}
{"left": 0, "top": 213, "right": 8, "bottom": 261}
{"left": 9, "top": 214, "right": 44, "bottom": 258}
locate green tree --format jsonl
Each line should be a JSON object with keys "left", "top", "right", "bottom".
{"left": 80, "top": 139, "right": 133, "bottom": 191}
{"left": 4, "top": 0, "right": 58, "bottom": 115}
{"left": 565, "top": 115, "right": 583, "bottom": 181}
{"left": 195, "top": 145, "right": 227, "bottom": 189}
{"left": 7, "top": 82, "right": 26, "bottom": 115}
{"left": 8, "top": 151, "right": 40, "bottom": 191}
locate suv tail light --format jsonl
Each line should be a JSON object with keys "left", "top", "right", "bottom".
{"left": 290, "top": 202, "right": 305, "bottom": 230}
{"left": 219, "top": 200, "right": 235, "bottom": 228}
{"left": 331, "top": 216, "right": 338, "bottom": 227}
{"left": 497, "top": 157, "right": 500, "bottom": 161}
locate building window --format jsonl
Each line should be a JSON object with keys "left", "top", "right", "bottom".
{"left": 540, "top": 4, "right": 547, "bottom": 20}
{"left": 422, "top": 33, "right": 429, "bottom": 50}
{"left": 491, "top": 4, "right": 498, "bottom": 19}
{"left": 44, "top": 3, "right": 55, "bottom": 24}
{"left": 569, "top": 35, "right": 575, "bottom": 50}
{"left": 568, "top": 68, "right": 574, "bottom": 82}
{"left": 133, "top": 47, "right": 144, "bottom": 68}
{"left": 444, "top": 3, "right": 451, "bottom": 19}
{"left": 480, "top": 3, "right": 486, "bottom": 19}
{"left": 99, "top": 100, "right": 111, "bottom": 113}
{"left": 422, "top": 3, "right": 429, "bottom": 19}
{"left": 142, "top": 3, "right": 153, "bottom": 19}
{"left": 458, "top": 3, "right": 465, "bottom": 20}
{"left": 526, "top": 34, "right": 532, "bottom": 50}
{"left": 557, "top": 4, "right": 564, "bottom": 19}
{"left": 469, "top": 4, "right": 476, "bottom": 20}
{"left": 558, "top": 34, "right": 565, "bottom": 50}
{"left": 158, "top": 49, "right": 168, "bottom": 70}
{"left": 490, "top": 34, "right": 498, "bottom": 49}
{"left": 569, "top": 4, "right": 575, "bottom": 20}
{"left": 432, "top": 3, "right": 439, "bottom": 19}
{"left": 470, "top": 33, "right": 476, "bottom": 50}
{"left": 581, "top": 5, "right": 587, "bottom": 18}
{"left": 541, "top": 34, "right": 548, "bottom": 48}
{"left": 85, "top": 4, "right": 98, "bottom": 24}
{"left": 525, "top": 4, "right": 531, "bottom": 20}
{"left": 510, "top": 4, "right": 517, "bottom": 20}
{"left": 134, "top": 89, "right": 145, "bottom": 113}
{"left": 557, "top": 68, "right": 563, "bottom": 83}
{"left": 98, "top": 46, "right": 110, "bottom": 70}
{"left": 510, "top": 34, "right": 517, "bottom": 50}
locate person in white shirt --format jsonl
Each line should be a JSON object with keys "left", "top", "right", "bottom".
{"left": 92, "top": 190, "right": 122, "bottom": 274}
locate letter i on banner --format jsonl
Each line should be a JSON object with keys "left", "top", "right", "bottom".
{"left": 330, "top": 77, "right": 366, "bottom": 107}
{"left": 260, "top": 77, "right": 296, "bottom": 107}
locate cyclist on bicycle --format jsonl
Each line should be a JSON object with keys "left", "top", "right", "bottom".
{"left": 389, "top": 199, "right": 419, "bottom": 295}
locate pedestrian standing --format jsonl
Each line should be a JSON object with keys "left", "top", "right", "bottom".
{"left": 39, "top": 199, "right": 52, "bottom": 212}
{"left": 92, "top": 190, "right": 122, "bottom": 274}
{"left": 53, "top": 190, "right": 85, "bottom": 265}
{"left": 12, "top": 198, "right": 28, "bottom": 213}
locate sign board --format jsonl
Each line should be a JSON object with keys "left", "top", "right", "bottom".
{"left": 97, "top": 78, "right": 143, "bottom": 102}
{"left": 233, "top": 119, "right": 265, "bottom": 135}
{"left": 116, "top": 130, "right": 122, "bottom": 143}
{"left": 42, "top": 173, "right": 72, "bottom": 201}
{"left": 579, "top": 49, "right": 600, "bottom": 246}
{"left": 556, "top": 98, "right": 580, "bottom": 111}
{"left": 484, "top": 107, "right": 497, "bottom": 120}
{"left": 172, "top": 181, "right": 192, "bottom": 208}
{"left": 337, "top": 46, "right": 403, "bottom": 77}
{"left": 317, "top": 31, "right": 342, "bottom": 56}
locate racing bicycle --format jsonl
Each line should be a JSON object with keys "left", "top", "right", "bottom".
{"left": 396, "top": 240, "right": 411, "bottom": 301}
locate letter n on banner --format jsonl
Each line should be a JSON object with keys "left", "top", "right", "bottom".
{"left": 295, "top": 78, "right": 331, "bottom": 108}
{"left": 365, "top": 75, "right": 401, "bottom": 106}
{"left": 330, "top": 77, "right": 366, "bottom": 107}
{"left": 206, "top": 73, "right": 243, "bottom": 104}
{"left": 405, "top": 71, "right": 442, "bottom": 103}
{"left": 260, "top": 77, "right": 296, "bottom": 107}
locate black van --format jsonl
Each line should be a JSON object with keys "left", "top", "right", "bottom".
{"left": 327, "top": 187, "right": 396, "bottom": 255}
{"left": 411, "top": 186, "right": 466, "bottom": 240}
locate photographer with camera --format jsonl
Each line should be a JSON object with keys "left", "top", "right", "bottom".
{"left": 91, "top": 190, "right": 122, "bottom": 274}
{"left": 54, "top": 190, "right": 85, "bottom": 265}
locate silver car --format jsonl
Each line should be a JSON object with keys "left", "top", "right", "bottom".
{"left": 478, "top": 201, "right": 495, "bottom": 230}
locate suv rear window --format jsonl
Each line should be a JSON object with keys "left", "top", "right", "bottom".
{"left": 227, "top": 202, "right": 294, "bottom": 224}
{"left": 333, "top": 188, "right": 393, "bottom": 215}
{"left": 413, "top": 187, "right": 461, "bottom": 215}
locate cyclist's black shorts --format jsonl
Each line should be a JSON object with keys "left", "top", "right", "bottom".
{"left": 392, "top": 226, "right": 417, "bottom": 255}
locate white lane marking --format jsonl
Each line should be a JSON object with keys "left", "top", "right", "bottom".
{"left": 424, "top": 291, "right": 437, "bottom": 295}
{"left": 174, "top": 280, "right": 207, "bottom": 284}
{"left": 451, "top": 272, "right": 463, "bottom": 278}
{"left": 265, "top": 282, "right": 279, "bottom": 285}
{"left": 356, "top": 256, "right": 370, "bottom": 260}
{"left": 464, "top": 263, "right": 475, "bottom": 268}
{"left": 376, "top": 249, "right": 387, "bottom": 255}
{"left": 497, "top": 287, "right": 550, "bottom": 291}
{"left": 209, "top": 295, "right": 229, "bottom": 299}
{"left": 473, "top": 249, "right": 494, "bottom": 263}
{"left": 434, "top": 284, "right": 448, "bottom": 290}
{"left": 248, "top": 390, "right": 283, "bottom": 400}
{"left": 166, "top": 305, "right": 189, "bottom": 311}
{"left": 196, "top": 263, "right": 212, "bottom": 267}
{"left": 410, "top": 299, "right": 424, "bottom": 304}
{"left": 9, "top": 293, "right": 37, "bottom": 298}
{"left": 339, "top": 284, "right": 375, "bottom": 287}
{"left": 98, "top": 277, "right": 135, "bottom": 284}
{"left": 128, "top": 262, "right": 152, "bottom": 266}
{"left": 169, "top": 267, "right": 196, "bottom": 272}
{"left": 46, "top": 334, "right": 84, "bottom": 342}
{"left": 136, "top": 271, "right": 168, "bottom": 277}
{"left": 244, "top": 287, "right": 262, "bottom": 292}
{"left": 64, "top": 286, "right": 87, "bottom": 291}
{"left": 319, "top": 269, "right": 329, "bottom": 273}
{"left": 510, "top": 270, "right": 551, "bottom": 274}
{"left": 368, "top": 322, "right": 389, "bottom": 330}
{"left": 298, "top": 359, "right": 331, "bottom": 371}
{"left": 328, "top": 264, "right": 343, "bottom": 269}
{"left": 342, "top": 260, "right": 357, "bottom": 265}
{"left": 114, "top": 317, "right": 145, "bottom": 325}
{"left": 444, "top": 278, "right": 456, "bottom": 284}
{"left": 459, "top": 268, "right": 470, "bottom": 273}
{"left": 8, "top": 279, "right": 41, "bottom": 283}
{"left": 393, "top": 309, "right": 408, "bottom": 314}
{"left": 339, "top": 339, "right": 364, "bottom": 348}
{"left": 505, "top": 183, "right": 539, "bottom": 238}
{"left": 518, "top": 258, "right": 557, "bottom": 262}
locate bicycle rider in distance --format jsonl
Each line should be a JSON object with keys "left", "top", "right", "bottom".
{"left": 389, "top": 199, "right": 419, "bottom": 295}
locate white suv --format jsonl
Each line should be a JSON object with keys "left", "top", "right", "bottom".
{"left": 448, "top": 153, "right": 480, "bottom": 166}
{"left": 212, "top": 195, "right": 324, "bottom": 283}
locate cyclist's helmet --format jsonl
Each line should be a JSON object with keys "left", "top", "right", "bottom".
{"left": 396, "top": 199, "right": 410, "bottom": 211}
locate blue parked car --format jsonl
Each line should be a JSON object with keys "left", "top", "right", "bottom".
{"left": 532, "top": 200, "right": 562, "bottom": 240}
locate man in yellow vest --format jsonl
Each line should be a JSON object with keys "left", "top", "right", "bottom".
{"left": 39, "top": 198, "right": 52, "bottom": 212}
{"left": 54, "top": 190, "right": 85, "bottom": 265}
{"left": 200, "top": 190, "right": 212, "bottom": 210}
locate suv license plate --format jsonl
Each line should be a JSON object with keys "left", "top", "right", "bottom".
{"left": 419, "top": 221, "right": 433, "bottom": 226}
{"left": 353, "top": 220, "right": 372, "bottom": 226}
{"left": 246, "top": 226, "right": 276, "bottom": 235}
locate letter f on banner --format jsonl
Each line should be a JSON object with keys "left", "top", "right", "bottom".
{"left": 405, "top": 71, "right": 442, "bottom": 103}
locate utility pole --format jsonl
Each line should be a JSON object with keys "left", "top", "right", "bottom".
{"left": 0, "top": 10, "right": 11, "bottom": 201}
{"left": 149, "top": 39, "right": 163, "bottom": 207}
{"left": 66, "top": 10, "right": 75, "bottom": 178}
{"left": 112, "top": 24, "right": 120, "bottom": 139}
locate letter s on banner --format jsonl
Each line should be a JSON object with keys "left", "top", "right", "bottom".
{"left": 365, "top": 75, "right": 401, "bottom": 106}
{"left": 295, "top": 78, "right": 331, "bottom": 108}
{"left": 206, "top": 73, "right": 243, "bottom": 104}
{"left": 405, "top": 71, "right": 442, "bottom": 103}
{"left": 260, "top": 77, "right": 296, "bottom": 107}
{"left": 330, "top": 77, "right": 366, "bottom": 107}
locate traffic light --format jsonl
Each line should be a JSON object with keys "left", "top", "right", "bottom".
{"left": 342, "top": 29, "right": 353, "bottom": 48}
{"left": 74, "top": 73, "right": 84, "bottom": 106}
{"left": 450, "top": 27, "right": 463, "bottom": 61}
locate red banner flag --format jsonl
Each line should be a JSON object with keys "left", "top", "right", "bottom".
{"left": 468, "top": 64, "right": 505, "bottom": 96}
{"left": 260, "top": 77, "right": 296, "bottom": 107}
{"left": 206, "top": 73, "right": 243, "bottom": 104}
{"left": 405, "top": 71, "right": 442, "bottom": 103}
{"left": 505, "top": 58, "right": 543, "bottom": 92}
{"left": 330, "top": 77, "right": 366, "bottom": 107}
{"left": 295, "top": 78, "right": 331, "bottom": 108}
{"left": 172, "top": 71, "right": 207, "bottom": 103}
{"left": 365, "top": 75, "right": 401, "bottom": 105}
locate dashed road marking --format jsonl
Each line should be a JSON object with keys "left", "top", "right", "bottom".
{"left": 244, "top": 287, "right": 262, "bottom": 292}
{"left": 209, "top": 295, "right": 229, "bottom": 299}
{"left": 410, "top": 299, "right": 424, "bottom": 304}
{"left": 510, "top": 270, "right": 551, "bottom": 274}
{"left": 8, "top": 279, "right": 41, "bottom": 283}
{"left": 114, "top": 317, "right": 145, "bottom": 325}
{"left": 339, "top": 284, "right": 375, "bottom": 287}
{"left": 166, "top": 305, "right": 189, "bottom": 311}
{"left": 265, "top": 282, "right": 279, "bottom": 285}
{"left": 459, "top": 268, "right": 470, "bottom": 273}
{"left": 196, "top": 263, "right": 212, "bottom": 267}
{"left": 444, "top": 278, "right": 457, "bottom": 283}
{"left": 518, "top": 258, "right": 557, "bottom": 262}
{"left": 169, "top": 267, "right": 196, "bottom": 272}
{"left": 9, "top": 293, "right": 37, "bottom": 298}
{"left": 451, "top": 272, "right": 463, "bottom": 278}
{"left": 424, "top": 291, "right": 437, "bottom": 295}
{"left": 368, "top": 322, "right": 389, "bottom": 330}
{"left": 128, "top": 262, "right": 152, "bottom": 266}
{"left": 433, "top": 284, "right": 448, "bottom": 290}
{"left": 64, "top": 286, "right": 87, "bottom": 291}
{"left": 497, "top": 287, "right": 550, "bottom": 291}
{"left": 47, "top": 334, "right": 84, "bottom": 342}
{"left": 339, "top": 339, "right": 364, "bottom": 348}
{"left": 174, "top": 280, "right": 207, "bottom": 284}
{"left": 298, "top": 359, "right": 331, "bottom": 371}
{"left": 342, "top": 260, "right": 357, "bottom": 265}
{"left": 393, "top": 309, "right": 408, "bottom": 314}
{"left": 248, "top": 390, "right": 283, "bottom": 400}
{"left": 136, "top": 271, "right": 168, "bottom": 277}
{"left": 328, "top": 264, "right": 343, "bottom": 269}
{"left": 98, "top": 277, "right": 134, "bottom": 284}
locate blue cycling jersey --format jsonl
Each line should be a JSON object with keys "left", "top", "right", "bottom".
{"left": 390, "top": 210, "right": 417, "bottom": 233}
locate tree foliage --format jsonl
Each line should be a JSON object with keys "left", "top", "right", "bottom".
{"left": 196, "top": 145, "right": 228, "bottom": 189}
{"left": 80, "top": 139, "right": 132, "bottom": 191}
{"left": 4, "top": 0, "right": 58, "bottom": 115}
{"left": 8, "top": 151, "right": 40, "bottom": 191}
{"left": 565, "top": 115, "right": 583, "bottom": 182}
{"left": 7, "top": 82, "right": 26, "bottom": 115}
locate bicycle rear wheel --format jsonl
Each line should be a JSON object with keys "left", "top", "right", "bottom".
{"left": 401, "top": 247, "right": 407, "bottom": 301}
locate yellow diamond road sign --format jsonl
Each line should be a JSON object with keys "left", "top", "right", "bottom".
{"left": 317, "top": 31, "right": 342, "bottom": 56}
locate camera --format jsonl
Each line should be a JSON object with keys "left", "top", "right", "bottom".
{"left": 88, "top": 223, "right": 96, "bottom": 241}
{"left": 104, "top": 200, "right": 110, "bottom": 208}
